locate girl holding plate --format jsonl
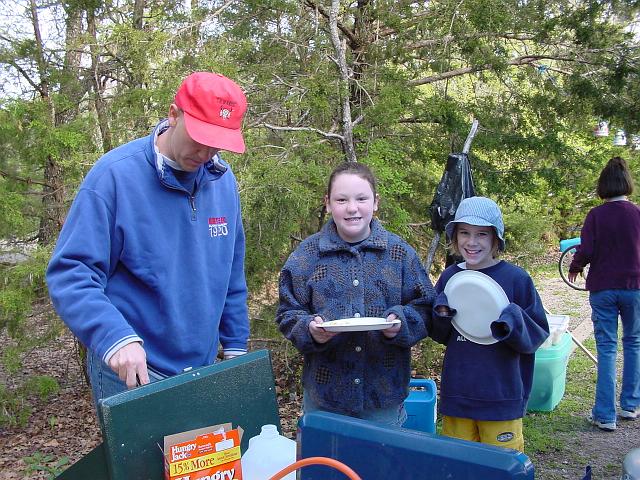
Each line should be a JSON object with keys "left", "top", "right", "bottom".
{"left": 431, "top": 196, "right": 549, "bottom": 451}
{"left": 276, "top": 162, "right": 435, "bottom": 426}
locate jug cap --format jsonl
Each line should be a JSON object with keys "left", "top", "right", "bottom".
{"left": 260, "top": 424, "right": 279, "bottom": 436}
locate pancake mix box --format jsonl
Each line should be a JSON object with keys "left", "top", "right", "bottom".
{"left": 164, "top": 423, "right": 243, "bottom": 480}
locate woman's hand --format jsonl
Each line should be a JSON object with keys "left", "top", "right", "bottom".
{"left": 309, "top": 316, "right": 338, "bottom": 343}
{"left": 382, "top": 313, "right": 401, "bottom": 339}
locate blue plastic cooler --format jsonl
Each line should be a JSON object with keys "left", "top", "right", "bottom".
{"left": 298, "top": 411, "right": 534, "bottom": 479}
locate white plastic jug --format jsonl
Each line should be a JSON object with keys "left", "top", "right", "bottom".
{"left": 241, "top": 424, "right": 296, "bottom": 480}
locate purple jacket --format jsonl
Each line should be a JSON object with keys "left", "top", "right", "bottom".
{"left": 569, "top": 200, "right": 640, "bottom": 292}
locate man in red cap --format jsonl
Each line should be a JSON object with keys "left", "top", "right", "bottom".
{"left": 46, "top": 72, "right": 250, "bottom": 406}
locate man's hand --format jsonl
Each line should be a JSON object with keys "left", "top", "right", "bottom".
{"left": 382, "top": 314, "right": 401, "bottom": 339}
{"left": 309, "top": 316, "right": 338, "bottom": 343}
{"left": 108, "top": 342, "right": 149, "bottom": 389}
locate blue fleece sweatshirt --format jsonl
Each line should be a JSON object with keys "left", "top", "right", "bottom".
{"left": 46, "top": 121, "right": 250, "bottom": 376}
{"left": 432, "top": 261, "right": 549, "bottom": 421}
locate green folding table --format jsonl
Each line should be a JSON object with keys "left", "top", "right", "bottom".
{"left": 56, "top": 349, "right": 280, "bottom": 479}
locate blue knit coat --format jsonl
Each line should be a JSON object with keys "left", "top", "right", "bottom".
{"left": 276, "top": 219, "right": 435, "bottom": 415}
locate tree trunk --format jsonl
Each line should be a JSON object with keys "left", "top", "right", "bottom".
{"left": 88, "top": 8, "right": 113, "bottom": 153}
{"left": 36, "top": 2, "right": 86, "bottom": 245}
{"left": 329, "top": 0, "right": 357, "bottom": 162}
{"left": 132, "top": 0, "right": 149, "bottom": 134}
{"left": 29, "top": 0, "right": 64, "bottom": 246}
{"left": 39, "top": 156, "right": 66, "bottom": 245}
{"left": 133, "top": 0, "right": 145, "bottom": 30}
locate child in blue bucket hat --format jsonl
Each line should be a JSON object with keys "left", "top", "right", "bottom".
{"left": 430, "top": 196, "right": 549, "bottom": 451}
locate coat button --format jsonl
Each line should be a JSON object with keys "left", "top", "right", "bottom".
{"left": 353, "top": 279, "right": 359, "bottom": 286}
{"left": 354, "top": 313, "right": 361, "bottom": 318}
{"left": 355, "top": 346, "right": 362, "bottom": 352}
{"left": 354, "top": 378, "right": 361, "bottom": 384}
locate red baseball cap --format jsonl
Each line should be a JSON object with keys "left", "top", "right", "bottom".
{"left": 174, "top": 72, "right": 247, "bottom": 153}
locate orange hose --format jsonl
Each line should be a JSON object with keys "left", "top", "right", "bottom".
{"left": 269, "top": 456, "right": 362, "bottom": 480}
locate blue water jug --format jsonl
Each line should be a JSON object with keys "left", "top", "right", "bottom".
{"left": 403, "top": 378, "right": 437, "bottom": 433}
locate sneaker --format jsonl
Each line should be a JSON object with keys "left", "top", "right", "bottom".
{"left": 587, "top": 415, "right": 616, "bottom": 431}
{"left": 619, "top": 407, "right": 640, "bottom": 420}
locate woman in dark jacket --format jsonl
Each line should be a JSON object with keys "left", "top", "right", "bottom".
{"left": 569, "top": 156, "right": 640, "bottom": 431}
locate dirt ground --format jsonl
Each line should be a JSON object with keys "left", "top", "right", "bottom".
{"left": 0, "top": 274, "right": 638, "bottom": 479}
{"left": 532, "top": 276, "right": 640, "bottom": 479}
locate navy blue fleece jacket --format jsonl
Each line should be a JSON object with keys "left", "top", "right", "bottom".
{"left": 432, "top": 261, "right": 549, "bottom": 421}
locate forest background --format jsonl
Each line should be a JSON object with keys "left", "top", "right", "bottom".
{"left": 0, "top": 0, "right": 639, "bottom": 433}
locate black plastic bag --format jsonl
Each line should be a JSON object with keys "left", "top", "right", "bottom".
{"left": 429, "top": 152, "right": 476, "bottom": 232}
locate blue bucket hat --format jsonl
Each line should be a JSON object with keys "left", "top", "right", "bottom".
{"left": 444, "top": 196, "right": 505, "bottom": 251}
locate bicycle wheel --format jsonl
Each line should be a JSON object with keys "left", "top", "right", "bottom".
{"left": 558, "top": 247, "right": 588, "bottom": 291}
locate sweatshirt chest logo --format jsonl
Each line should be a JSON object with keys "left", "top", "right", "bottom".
{"left": 208, "top": 217, "right": 228, "bottom": 238}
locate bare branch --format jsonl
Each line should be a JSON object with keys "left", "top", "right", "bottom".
{"left": 408, "top": 54, "right": 604, "bottom": 86}
{"left": 304, "top": 0, "right": 359, "bottom": 49}
{"left": 409, "top": 64, "right": 484, "bottom": 86}
{"left": 173, "top": 0, "right": 236, "bottom": 37}
{"left": 405, "top": 33, "right": 536, "bottom": 51}
{"left": 0, "top": 57, "right": 42, "bottom": 93}
{"left": 0, "top": 168, "right": 50, "bottom": 188}
{"left": 261, "top": 123, "right": 344, "bottom": 141}
{"left": 370, "top": 10, "right": 435, "bottom": 39}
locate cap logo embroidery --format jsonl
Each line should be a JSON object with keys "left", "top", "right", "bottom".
{"left": 219, "top": 107, "right": 232, "bottom": 120}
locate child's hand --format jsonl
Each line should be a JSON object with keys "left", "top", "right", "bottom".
{"left": 435, "top": 306, "right": 454, "bottom": 316}
{"left": 309, "top": 316, "right": 338, "bottom": 343}
{"left": 382, "top": 314, "right": 401, "bottom": 339}
{"left": 434, "top": 292, "right": 456, "bottom": 317}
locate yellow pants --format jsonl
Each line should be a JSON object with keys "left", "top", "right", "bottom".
{"left": 441, "top": 415, "right": 524, "bottom": 451}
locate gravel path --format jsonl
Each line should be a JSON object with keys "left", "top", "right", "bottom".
{"left": 534, "top": 275, "right": 640, "bottom": 480}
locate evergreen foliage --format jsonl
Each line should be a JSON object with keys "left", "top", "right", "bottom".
{"left": 0, "top": 0, "right": 638, "bottom": 424}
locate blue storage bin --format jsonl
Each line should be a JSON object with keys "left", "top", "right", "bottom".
{"left": 298, "top": 411, "right": 534, "bottom": 480}
{"left": 403, "top": 378, "right": 437, "bottom": 433}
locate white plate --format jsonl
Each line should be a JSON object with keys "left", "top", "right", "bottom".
{"left": 319, "top": 317, "right": 400, "bottom": 332}
{"left": 444, "top": 270, "right": 509, "bottom": 345}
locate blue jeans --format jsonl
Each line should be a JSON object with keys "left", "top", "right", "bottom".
{"left": 303, "top": 392, "right": 408, "bottom": 427}
{"left": 86, "top": 349, "right": 165, "bottom": 410}
{"left": 589, "top": 289, "right": 640, "bottom": 423}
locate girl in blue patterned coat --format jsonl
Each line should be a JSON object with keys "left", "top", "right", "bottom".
{"left": 277, "top": 162, "right": 435, "bottom": 426}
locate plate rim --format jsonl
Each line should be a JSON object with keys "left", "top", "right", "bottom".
{"left": 451, "top": 324, "right": 498, "bottom": 345}
{"left": 319, "top": 317, "right": 400, "bottom": 332}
